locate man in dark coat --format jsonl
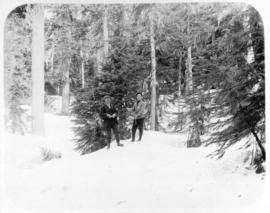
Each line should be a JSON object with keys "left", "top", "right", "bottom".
{"left": 100, "top": 95, "right": 123, "bottom": 149}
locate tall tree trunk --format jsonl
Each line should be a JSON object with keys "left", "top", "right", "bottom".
{"left": 178, "top": 52, "right": 182, "bottom": 97}
{"left": 96, "top": 49, "right": 102, "bottom": 76}
{"left": 245, "top": 16, "right": 255, "bottom": 63}
{"left": 57, "top": 85, "right": 60, "bottom": 95}
{"left": 80, "top": 40, "right": 85, "bottom": 88}
{"left": 61, "top": 58, "right": 70, "bottom": 115}
{"left": 185, "top": 46, "right": 193, "bottom": 94}
{"left": 103, "top": 5, "right": 109, "bottom": 60}
{"left": 31, "top": 4, "right": 45, "bottom": 135}
{"left": 178, "top": 52, "right": 183, "bottom": 130}
{"left": 155, "top": 89, "right": 160, "bottom": 131}
{"left": 185, "top": 9, "right": 193, "bottom": 95}
{"left": 122, "top": 5, "right": 133, "bottom": 45}
{"left": 211, "top": 29, "right": 215, "bottom": 43}
{"left": 61, "top": 10, "right": 72, "bottom": 115}
{"left": 193, "top": 36, "right": 197, "bottom": 48}
{"left": 51, "top": 40, "right": 54, "bottom": 73}
{"left": 81, "top": 60, "right": 85, "bottom": 89}
{"left": 150, "top": 14, "right": 157, "bottom": 131}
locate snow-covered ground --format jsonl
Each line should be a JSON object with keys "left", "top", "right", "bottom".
{"left": 1, "top": 96, "right": 266, "bottom": 212}
{"left": 2, "top": 115, "right": 266, "bottom": 211}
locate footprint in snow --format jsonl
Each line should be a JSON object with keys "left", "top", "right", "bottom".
{"left": 41, "top": 185, "right": 53, "bottom": 193}
{"left": 61, "top": 185, "right": 69, "bottom": 192}
{"left": 117, "top": 200, "right": 126, "bottom": 205}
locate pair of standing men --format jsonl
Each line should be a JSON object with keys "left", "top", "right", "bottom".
{"left": 100, "top": 93, "right": 147, "bottom": 149}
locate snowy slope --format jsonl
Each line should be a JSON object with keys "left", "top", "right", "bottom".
{"left": 2, "top": 97, "right": 265, "bottom": 211}
{"left": 3, "top": 117, "right": 265, "bottom": 211}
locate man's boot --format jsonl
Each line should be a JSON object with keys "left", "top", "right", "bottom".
{"left": 117, "top": 142, "right": 124, "bottom": 147}
{"left": 131, "top": 133, "right": 135, "bottom": 142}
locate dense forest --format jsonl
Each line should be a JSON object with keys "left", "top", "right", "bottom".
{"left": 4, "top": 3, "right": 265, "bottom": 169}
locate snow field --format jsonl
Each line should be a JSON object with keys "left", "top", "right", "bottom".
{"left": 2, "top": 95, "right": 265, "bottom": 211}
{"left": 3, "top": 127, "right": 265, "bottom": 210}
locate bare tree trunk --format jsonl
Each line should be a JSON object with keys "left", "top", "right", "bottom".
{"left": 80, "top": 40, "right": 85, "bottom": 88}
{"left": 193, "top": 36, "right": 197, "bottom": 48}
{"left": 185, "top": 46, "right": 193, "bottom": 94}
{"left": 95, "top": 5, "right": 109, "bottom": 77}
{"left": 211, "top": 29, "right": 215, "bottom": 43}
{"left": 122, "top": 4, "right": 133, "bottom": 45}
{"left": 185, "top": 8, "right": 193, "bottom": 95}
{"left": 178, "top": 52, "right": 182, "bottom": 97}
{"left": 150, "top": 14, "right": 157, "bottom": 131}
{"left": 51, "top": 40, "right": 54, "bottom": 73}
{"left": 81, "top": 60, "right": 85, "bottom": 89}
{"left": 155, "top": 89, "right": 160, "bottom": 131}
{"left": 103, "top": 5, "right": 109, "bottom": 60}
{"left": 61, "top": 58, "right": 70, "bottom": 115}
{"left": 57, "top": 85, "right": 60, "bottom": 95}
{"left": 244, "top": 16, "right": 255, "bottom": 63}
{"left": 31, "top": 4, "right": 45, "bottom": 135}
{"left": 178, "top": 52, "right": 183, "bottom": 130}
{"left": 96, "top": 49, "right": 102, "bottom": 76}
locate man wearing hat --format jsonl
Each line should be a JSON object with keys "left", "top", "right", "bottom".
{"left": 100, "top": 95, "right": 124, "bottom": 149}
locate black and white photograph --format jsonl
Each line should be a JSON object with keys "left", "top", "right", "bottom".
{"left": 0, "top": 0, "right": 268, "bottom": 212}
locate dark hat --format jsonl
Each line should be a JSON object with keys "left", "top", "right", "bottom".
{"left": 104, "top": 95, "right": 111, "bottom": 100}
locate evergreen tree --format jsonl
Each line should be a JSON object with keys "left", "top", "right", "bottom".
{"left": 72, "top": 53, "right": 147, "bottom": 154}
{"left": 208, "top": 6, "right": 265, "bottom": 162}
{"left": 185, "top": 5, "right": 266, "bottom": 164}
{"left": 72, "top": 5, "right": 150, "bottom": 154}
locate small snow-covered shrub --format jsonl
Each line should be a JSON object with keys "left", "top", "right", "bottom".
{"left": 4, "top": 133, "right": 44, "bottom": 168}
{"left": 41, "top": 147, "right": 62, "bottom": 161}
{"left": 4, "top": 132, "right": 63, "bottom": 168}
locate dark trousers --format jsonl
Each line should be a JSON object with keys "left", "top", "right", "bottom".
{"left": 132, "top": 118, "right": 145, "bottom": 141}
{"left": 104, "top": 122, "right": 120, "bottom": 146}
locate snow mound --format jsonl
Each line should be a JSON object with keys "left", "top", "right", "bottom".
{"left": 2, "top": 113, "right": 265, "bottom": 210}
{"left": 3, "top": 133, "right": 62, "bottom": 169}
